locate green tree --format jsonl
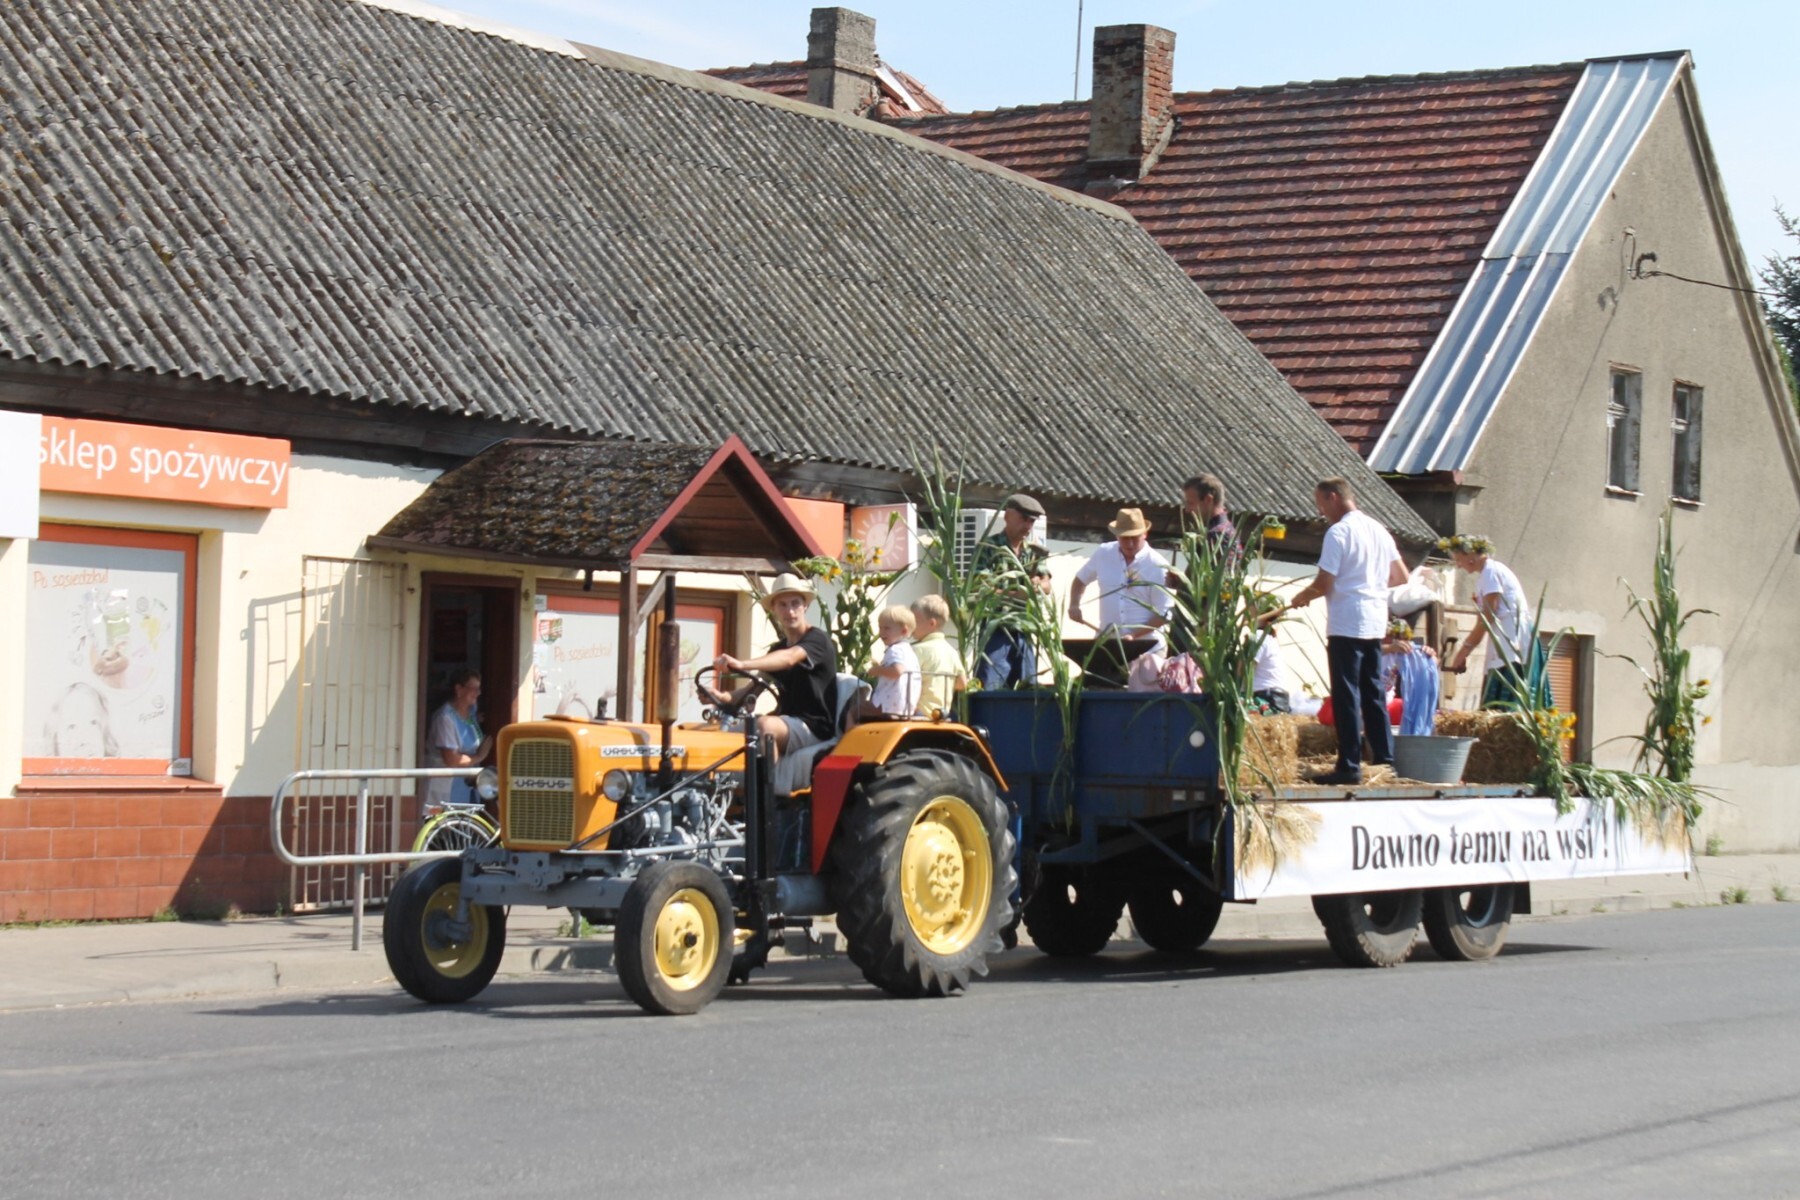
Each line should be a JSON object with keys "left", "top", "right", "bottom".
{"left": 1758, "top": 203, "right": 1800, "bottom": 411}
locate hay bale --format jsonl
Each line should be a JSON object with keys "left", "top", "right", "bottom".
{"left": 1294, "top": 719, "right": 1339, "bottom": 760}
{"left": 1436, "top": 709, "right": 1539, "bottom": 783}
{"left": 1238, "top": 713, "right": 1301, "bottom": 789}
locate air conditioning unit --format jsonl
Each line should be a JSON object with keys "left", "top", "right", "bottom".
{"left": 952, "top": 508, "right": 1049, "bottom": 575}
{"left": 953, "top": 508, "right": 1000, "bottom": 575}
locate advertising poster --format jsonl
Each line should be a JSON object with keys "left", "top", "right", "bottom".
{"left": 532, "top": 603, "right": 624, "bottom": 721}
{"left": 531, "top": 597, "right": 727, "bottom": 724}
{"left": 24, "top": 539, "right": 188, "bottom": 774}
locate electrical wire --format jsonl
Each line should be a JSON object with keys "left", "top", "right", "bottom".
{"left": 1637, "top": 267, "right": 1784, "bottom": 300}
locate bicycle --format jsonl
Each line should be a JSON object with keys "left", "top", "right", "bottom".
{"left": 412, "top": 799, "right": 500, "bottom": 855}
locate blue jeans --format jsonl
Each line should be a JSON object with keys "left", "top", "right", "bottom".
{"left": 976, "top": 628, "right": 1036, "bottom": 691}
{"left": 1327, "top": 635, "right": 1392, "bottom": 772}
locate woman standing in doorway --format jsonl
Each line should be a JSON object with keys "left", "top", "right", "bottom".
{"left": 427, "top": 668, "right": 492, "bottom": 807}
{"left": 1442, "top": 537, "right": 1547, "bottom": 709}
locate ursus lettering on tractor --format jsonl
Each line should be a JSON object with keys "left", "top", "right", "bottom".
{"left": 382, "top": 667, "right": 1017, "bottom": 1016}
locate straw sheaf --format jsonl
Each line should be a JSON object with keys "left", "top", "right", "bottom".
{"left": 1235, "top": 802, "right": 1322, "bottom": 879}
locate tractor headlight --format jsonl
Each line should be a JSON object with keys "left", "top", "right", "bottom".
{"left": 474, "top": 767, "right": 499, "bottom": 801}
{"left": 602, "top": 770, "right": 633, "bottom": 802}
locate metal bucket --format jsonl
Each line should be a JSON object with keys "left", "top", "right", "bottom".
{"left": 1393, "top": 734, "right": 1475, "bottom": 784}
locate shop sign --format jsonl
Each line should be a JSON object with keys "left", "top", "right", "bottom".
{"left": 38, "top": 414, "right": 290, "bottom": 509}
{"left": 0, "top": 410, "right": 41, "bottom": 538}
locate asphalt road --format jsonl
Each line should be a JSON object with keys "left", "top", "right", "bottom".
{"left": 3, "top": 906, "right": 1796, "bottom": 1200}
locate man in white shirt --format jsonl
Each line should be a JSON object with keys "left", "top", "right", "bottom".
{"left": 1069, "top": 508, "right": 1173, "bottom": 652}
{"left": 1274, "top": 478, "right": 1409, "bottom": 784}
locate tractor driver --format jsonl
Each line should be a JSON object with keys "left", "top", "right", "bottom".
{"left": 702, "top": 572, "right": 838, "bottom": 762}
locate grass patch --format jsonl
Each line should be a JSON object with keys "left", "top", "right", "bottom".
{"left": 1720, "top": 886, "right": 1750, "bottom": 905}
{"left": 1770, "top": 883, "right": 1791, "bottom": 903}
{"left": 1591, "top": 902, "right": 1608, "bottom": 914}
{"left": 1704, "top": 833, "right": 1723, "bottom": 856}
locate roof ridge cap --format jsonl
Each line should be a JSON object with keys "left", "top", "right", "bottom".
{"left": 891, "top": 98, "right": 1089, "bottom": 123}
{"left": 704, "top": 59, "right": 807, "bottom": 75}
{"left": 1190, "top": 61, "right": 1590, "bottom": 97}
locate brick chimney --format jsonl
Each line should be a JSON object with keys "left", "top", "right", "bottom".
{"left": 1086, "top": 24, "right": 1177, "bottom": 193}
{"left": 807, "top": 7, "right": 881, "bottom": 117}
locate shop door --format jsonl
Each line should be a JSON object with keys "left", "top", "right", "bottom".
{"left": 419, "top": 575, "right": 519, "bottom": 774}
{"left": 291, "top": 557, "right": 408, "bottom": 911}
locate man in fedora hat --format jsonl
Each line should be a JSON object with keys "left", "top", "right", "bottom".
{"left": 1069, "top": 507, "right": 1173, "bottom": 649}
{"left": 703, "top": 572, "right": 838, "bottom": 761}
{"left": 973, "top": 492, "right": 1051, "bottom": 691}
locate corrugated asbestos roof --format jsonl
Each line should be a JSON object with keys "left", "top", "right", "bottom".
{"left": 1369, "top": 54, "right": 1686, "bottom": 473}
{"left": 882, "top": 66, "right": 1585, "bottom": 459}
{"left": 0, "top": 0, "right": 1428, "bottom": 537}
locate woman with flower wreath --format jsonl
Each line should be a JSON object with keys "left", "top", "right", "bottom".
{"left": 1441, "top": 535, "right": 1548, "bottom": 708}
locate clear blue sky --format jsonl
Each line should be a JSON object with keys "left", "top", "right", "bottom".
{"left": 430, "top": 0, "right": 1796, "bottom": 272}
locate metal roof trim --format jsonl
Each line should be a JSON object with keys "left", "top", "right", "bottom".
{"left": 1369, "top": 54, "right": 1687, "bottom": 475}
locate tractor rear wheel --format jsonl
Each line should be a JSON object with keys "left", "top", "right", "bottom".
{"left": 830, "top": 750, "right": 1016, "bottom": 998}
{"left": 1315, "top": 889, "right": 1423, "bottom": 968}
{"left": 1128, "top": 880, "right": 1224, "bottom": 953}
{"left": 1421, "top": 884, "right": 1514, "bottom": 961}
{"left": 614, "top": 861, "right": 735, "bottom": 1015}
{"left": 1023, "top": 864, "right": 1126, "bottom": 958}
{"left": 383, "top": 857, "right": 506, "bottom": 1004}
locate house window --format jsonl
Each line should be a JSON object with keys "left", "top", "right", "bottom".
{"left": 23, "top": 525, "right": 198, "bottom": 776}
{"left": 1606, "top": 369, "right": 1642, "bottom": 493}
{"left": 1672, "top": 383, "right": 1704, "bottom": 503}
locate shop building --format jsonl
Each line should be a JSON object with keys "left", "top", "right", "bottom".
{"left": 0, "top": 0, "right": 1429, "bottom": 921}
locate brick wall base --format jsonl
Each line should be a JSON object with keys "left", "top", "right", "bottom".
{"left": 1, "top": 787, "right": 293, "bottom": 922}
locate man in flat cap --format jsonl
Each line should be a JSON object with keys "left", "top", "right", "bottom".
{"left": 973, "top": 493, "right": 1050, "bottom": 691}
{"left": 1069, "top": 507, "right": 1173, "bottom": 650}
{"left": 704, "top": 572, "right": 838, "bottom": 762}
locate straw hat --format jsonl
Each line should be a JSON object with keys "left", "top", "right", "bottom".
{"left": 1108, "top": 507, "right": 1151, "bottom": 538}
{"left": 765, "top": 572, "right": 814, "bottom": 602}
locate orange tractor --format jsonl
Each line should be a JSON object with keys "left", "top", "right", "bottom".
{"left": 383, "top": 666, "right": 1016, "bottom": 1015}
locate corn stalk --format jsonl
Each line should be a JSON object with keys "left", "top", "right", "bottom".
{"left": 1612, "top": 505, "right": 1714, "bottom": 783}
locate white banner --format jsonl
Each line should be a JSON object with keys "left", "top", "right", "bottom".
{"left": 1232, "top": 796, "right": 1691, "bottom": 900}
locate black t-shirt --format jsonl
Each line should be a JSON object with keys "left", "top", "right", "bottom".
{"left": 770, "top": 626, "right": 838, "bottom": 739}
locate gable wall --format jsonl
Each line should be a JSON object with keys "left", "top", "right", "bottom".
{"left": 1458, "top": 79, "right": 1800, "bottom": 850}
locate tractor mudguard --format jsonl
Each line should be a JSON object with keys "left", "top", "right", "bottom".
{"left": 805, "top": 723, "right": 1006, "bottom": 875}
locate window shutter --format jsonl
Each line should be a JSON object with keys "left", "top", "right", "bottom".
{"left": 1622, "top": 376, "right": 1641, "bottom": 492}
{"left": 1680, "top": 389, "right": 1703, "bottom": 501}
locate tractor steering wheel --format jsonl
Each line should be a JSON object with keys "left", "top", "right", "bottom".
{"left": 695, "top": 666, "right": 778, "bottom": 718}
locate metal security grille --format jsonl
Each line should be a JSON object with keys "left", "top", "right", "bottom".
{"left": 506, "top": 738, "right": 576, "bottom": 845}
{"left": 289, "top": 557, "right": 408, "bottom": 911}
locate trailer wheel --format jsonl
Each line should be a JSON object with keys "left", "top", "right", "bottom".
{"left": 1023, "top": 864, "right": 1126, "bottom": 958}
{"left": 383, "top": 857, "right": 506, "bottom": 1004}
{"left": 1421, "top": 885, "right": 1514, "bottom": 961}
{"left": 614, "top": 861, "right": 735, "bottom": 1015}
{"left": 830, "top": 750, "right": 1016, "bottom": 998}
{"left": 1128, "top": 881, "right": 1224, "bottom": 953}
{"left": 1315, "top": 890, "right": 1422, "bottom": 968}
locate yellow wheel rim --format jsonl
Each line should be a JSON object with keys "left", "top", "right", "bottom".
{"left": 653, "top": 887, "right": 720, "bottom": 991}
{"left": 420, "top": 882, "right": 490, "bottom": 979}
{"left": 899, "top": 795, "right": 992, "bottom": 956}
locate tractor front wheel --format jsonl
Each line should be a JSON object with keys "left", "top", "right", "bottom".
{"left": 614, "top": 861, "right": 735, "bottom": 1016}
{"left": 830, "top": 751, "right": 1016, "bottom": 998}
{"left": 382, "top": 857, "right": 506, "bottom": 1004}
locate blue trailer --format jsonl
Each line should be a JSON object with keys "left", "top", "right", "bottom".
{"left": 967, "top": 690, "right": 1693, "bottom": 967}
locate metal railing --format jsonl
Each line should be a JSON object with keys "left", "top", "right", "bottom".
{"left": 271, "top": 767, "right": 482, "bottom": 951}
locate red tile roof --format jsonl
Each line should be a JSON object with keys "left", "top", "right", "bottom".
{"left": 888, "top": 67, "right": 1583, "bottom": 455}
{"left": 704, "top": 60, "right": 949, "bottom": 118}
